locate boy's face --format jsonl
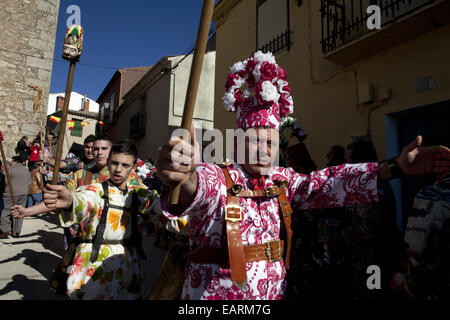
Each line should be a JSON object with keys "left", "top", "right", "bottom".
{"left": 93, "top": 140, "right": 112, "bottom": 167}
{"left": 108, "top": 152, "right": 136, "bottom": 188}
{"left": 83, "top": 142, "right": 94, "bottom": 160}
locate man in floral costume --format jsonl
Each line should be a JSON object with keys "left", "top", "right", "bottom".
{"left": 156, "top": 51, "right": 450, "bottom": 300}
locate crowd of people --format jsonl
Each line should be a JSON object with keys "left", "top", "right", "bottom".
{"left": 1, "top": 132, "right": 186, "bottom": 299}
{"left": 0, "top": 51, "right": 448, "bottom": 301}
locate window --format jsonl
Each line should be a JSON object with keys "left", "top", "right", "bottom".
{"left": 129, "top": 111, "right": 146, "bottom": 140}
{"left": 101, "top": 101, "right": 111, "bottom": 124}
{"left": 257, "top": 0, "right": 291, "bottom": 55}
{"left": 110, "top": 93, "right": 115, "bottom": 109}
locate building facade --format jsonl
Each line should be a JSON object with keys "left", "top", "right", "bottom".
{"left": 212, "top": 0, "right": 450, "bottom": 228}
{"left": 0, "top": 0, "right": 60, "bottom": 158}
{"left": 47, "top": 92, "right": 98, "bottom": 158}
{"left": 113, "top": 51, "right": 216, "bottom": 162}
{"left": 96, "top": 66, "right": 152, "bottom": 140}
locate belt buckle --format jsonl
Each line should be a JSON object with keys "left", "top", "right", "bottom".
{"left": 265, "top": 186, "right": 279, "bottom": 197}
{"left": 224, "top": 204, "right": 242, "bottom": 223}
{"left": 265, "top": 239, "right": 282, "bottom": 263}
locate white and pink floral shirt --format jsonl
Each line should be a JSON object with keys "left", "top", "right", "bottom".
{"left": 160, "top": 162, "right": 379, "bottom": 300}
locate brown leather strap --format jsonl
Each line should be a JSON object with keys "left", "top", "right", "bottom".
{"left": 277, "top": 186, "right": 293, "bottom": 270}
{"left": 219, "top": 167, "right": 294, "bottom": 275}
{"left": 243, "top": 239, "right": 284, "bottom": 263}
{"left": 187, "top": 240, "right": 284, "bottom": 265}
{"left": 222, "top": 167, "right": 247, "bottom": 289}
{"left": 84, "top": 169, "right": 93, "bottom": 185}
{"left": 234, "top": 186, "right": 280, "bottom": 197}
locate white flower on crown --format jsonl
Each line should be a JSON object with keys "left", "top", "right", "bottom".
{"left": 230, "top": 60, "right": 247, "bottom": 73}
{"left": 253, "top": 51, "right": 276, "bottom": 65}
{"left": 223, "top": 92, "right": 237, "bottom": 112}
{"left": 260, "top": 81, "right": 280, "bottom": 103}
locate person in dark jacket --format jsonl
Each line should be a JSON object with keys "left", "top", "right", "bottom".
{"left": 0, "top": 156, "right": 31, "bottom": 238}
{"left": 15, "top": 136, "right": 30, "bottom": 163}
{"left": 0, "top": 160, "right": 5, "bottom": 214}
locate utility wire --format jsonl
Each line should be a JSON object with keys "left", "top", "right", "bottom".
{"left": 0, "top": 22, "right": 217, "bottom": 72}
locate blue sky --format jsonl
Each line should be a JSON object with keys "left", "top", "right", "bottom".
{"left": 50, "top": 0, "right": 211, "bottom": 101}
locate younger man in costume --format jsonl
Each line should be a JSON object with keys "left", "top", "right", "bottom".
{"left": 11, "top": 135, "right": 145, "bottom": 248}
{"left": 40, "top": 134, "right": 96, "bottom": 174}
{"left": 41, "top": 141, "right": 151, "bottom": 299}
{"left": 156, "top": 51, "right": 450, "bottom": 300}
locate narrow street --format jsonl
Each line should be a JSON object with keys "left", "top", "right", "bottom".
{"left": 0, "top": 214, "right": 168, "bottom": 300}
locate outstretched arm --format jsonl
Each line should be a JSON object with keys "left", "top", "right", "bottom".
{"left": 39, "top": 150, "right": 68, "bottom": 169}
{"left": 43, "top": 183, "right": 73, "bottom": 209}
{"left": 11, "top": 202, "right": 54, "bottom": 219}
{"left": 378, "top": 135, "right": 450, "bottom": 183}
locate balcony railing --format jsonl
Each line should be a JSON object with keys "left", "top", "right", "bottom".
{"left": 320, "top": 0, "right": 437, "bottom": 54}
{"left": 258, "top": 30, "right": 292, "bottom": 55}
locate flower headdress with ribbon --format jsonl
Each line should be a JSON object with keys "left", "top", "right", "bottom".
{"left": 222, "top": 51, "right": 294, "bottom": 130}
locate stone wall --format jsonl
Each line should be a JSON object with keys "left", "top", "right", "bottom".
{"left": 0, "top": 0, "right": 60, "bottom": 159}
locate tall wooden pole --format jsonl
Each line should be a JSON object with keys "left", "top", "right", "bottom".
{"left": 28, "top": 84, "right": 45, "bottom": 185}
{"left": 51, "top": 61, "right": 76, "bottom": 184}
{"left": 169, "top": 0, "right": 215, "bottom": 204}
{"left": 0, "top": 131, "right": 16, "bottom": 206}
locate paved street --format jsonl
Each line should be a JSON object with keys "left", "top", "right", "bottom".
{"left": 0, "top": 214, "right": 168, "bottom": 300}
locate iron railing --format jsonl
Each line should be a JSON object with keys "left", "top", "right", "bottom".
{"left": 320, "top": 0, "right": 437, "bottom": 53}
{"left": 258, "top": 30, "right": 292, "bottom": 54}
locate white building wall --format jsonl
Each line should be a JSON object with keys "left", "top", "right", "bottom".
{"left": 117, "top": 52, "right": 215, "bottom": 162}
{"left": 168, "top": 51, "right": 215, "bottom": 130}
{"left": 47, "top": 91, "right": 100, "bottom": 115}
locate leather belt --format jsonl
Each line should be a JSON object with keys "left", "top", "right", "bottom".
{"left": 217, "top": 165, "right": 294, "bottom": 290}
{"left": 186, "top": 240, "right": 284, "bottom": 266}
{"left": 233, "top": 186, "right": 281, "bottom": 197}
{"left": 225, "top": 195, "right": 247, "bottom": 289}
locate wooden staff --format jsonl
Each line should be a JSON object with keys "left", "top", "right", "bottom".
{"left": 28, "top": 84, "right": 43, "bottom": 149}
{"left": 47, "top": 131, "right": 53, "bottom": 157}
{"left": 52, "top": 24, "right": 83, "bottom": 184}
{"left": 169, "top": 0, "right": 215, "bottom": 204}
{"left": 28, "top": 84, "right": 45, "bottom": 187}
{"left": 0, "top": 131, "right": 16, "bottom": 206}
{"left": 51, "top": 61, "right": 76, "bottom": 184}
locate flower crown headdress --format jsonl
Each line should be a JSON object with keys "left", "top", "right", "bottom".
{"left": 222, "top": 51, "right": 294, "bottom": 130}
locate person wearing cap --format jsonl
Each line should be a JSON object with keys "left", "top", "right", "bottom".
{"left": 156, "top": 51, "right": 450, "bottom": 300}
